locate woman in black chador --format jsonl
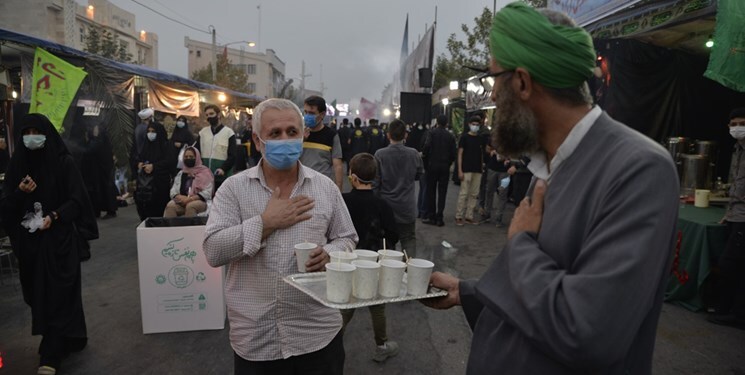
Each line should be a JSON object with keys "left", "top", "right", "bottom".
{"left": 169, "top": 115, "right": 195, "bottom": 176}
{"left": 0, "top": 114, "right": 98, "bottom": 375}
{"left": 134, "top": 121, "right": 172, "bottom": 220}
{"left": 81, "top": 123, "right": 118, "bottom": 219}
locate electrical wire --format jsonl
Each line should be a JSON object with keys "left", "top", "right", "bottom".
{"left": 130, "top": 0, "right": 210, "bottom": 34}
{"left": 151, "top": 0, "right": 203, "bottom": 32}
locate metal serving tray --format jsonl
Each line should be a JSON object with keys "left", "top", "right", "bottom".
{"left": 284, "top": 272, "right": 447, "bottom": 309}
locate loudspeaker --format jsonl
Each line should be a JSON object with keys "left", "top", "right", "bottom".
{"left": 418, "top": 68, "right": 432, "bottom": 88}
{"left": 400, "top": 92, "right": 432, "bottom": 126}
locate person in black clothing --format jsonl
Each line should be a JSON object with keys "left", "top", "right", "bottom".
{"left": 235, "top": 124, "right": 261, "bottom": 173}
{"left": 1, "top": 114, "right": 98, "bottom": 375}
{"left": 169, "top": 115, "right": 195, "bottom": 176}
{"left": 338, "top": 118, "right": 352, "bottom": 170}
{"left": 0, "top": 122, "right": 10, "bottom": 175}
{"left": 509, "top": 156, "right": 532, "bottom": 203}
{"left": 479, "top": 143, "right": 515, "bottom": 227}
{"left": 349, "top": 117, "right": 369, "bottom": 160}
{"left": 81, "top": 124, "right": 118, "bottom": 219}
{"left": 341, "top": 153, "right": 399, "bottom": 362}
{"left": 407, "top": 122, "right": 429, "bottom": 218}
{"left": 134, "top": 122, "right": 172, "bottom": 220}
{"left": 421, "top": 115, "right": 457, "bottom": 226}
{"left": 367, "top": 118, "right": 387, "bottom": 155}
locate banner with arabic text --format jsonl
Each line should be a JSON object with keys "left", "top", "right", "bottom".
{"left": 29, "top": 48, "right": 88, "bottom": 132}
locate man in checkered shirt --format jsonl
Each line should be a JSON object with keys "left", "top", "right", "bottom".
{"left": 204, "top": 98, "right": 358, "bottom": 375}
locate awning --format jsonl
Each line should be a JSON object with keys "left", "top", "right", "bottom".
{"left": 0, "top": 28, "right": 263, "bottom": 106}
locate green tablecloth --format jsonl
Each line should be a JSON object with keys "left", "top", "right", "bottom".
{"left": 664, "top": 205, "right": 728, "bottom": 311}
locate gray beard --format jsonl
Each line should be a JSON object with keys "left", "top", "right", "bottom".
{"left": 491, "top": 85, "right": 541, "bottom": 158}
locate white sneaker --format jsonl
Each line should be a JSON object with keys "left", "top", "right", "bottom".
{"left": 373, "top": 341, "right": 399, "bottom": 362}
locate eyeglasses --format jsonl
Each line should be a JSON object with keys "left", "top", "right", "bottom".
{"left": 477, "top": 70, "right": 514, "bottom": 94}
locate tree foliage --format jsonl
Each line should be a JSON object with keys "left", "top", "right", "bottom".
{"left": 190, "top": 53, "right": 250, "bottom": 93}
{"left": 433, "top": 0, "right": 548, "bottom": 90}
{"left": 83, "top": 25, "right": 133, "bottom": 63}
{"left": 433, "top": 7, "right": 493, "bottom": 90}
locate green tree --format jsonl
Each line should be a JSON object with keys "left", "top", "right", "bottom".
{"left": 83, "top": 25, "right": 133, "bottom": 63}
{"left": 433, "top": 7, "right": 493, "bottom": 90}
{"left": 432, "top": 0, "right": 548, "bottom": 90}
{"left": 190, "top": 53, "right": 250, "bottom": 93}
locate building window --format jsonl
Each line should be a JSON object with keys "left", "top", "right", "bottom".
{"left": 247, "top": 83, "right": 256, "bottom": 93}
{"left": 80, "top": 27, "right": 85, "bottom": 43}
{"left": 247, "top": 64, "right": 256, "bottom": 75}
{"left": 196, "top": 50, "right": 201, "bottom": 57}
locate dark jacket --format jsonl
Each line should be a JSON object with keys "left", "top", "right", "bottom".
{"left": 421, "top": 126, "right": 456, "bottom": 170}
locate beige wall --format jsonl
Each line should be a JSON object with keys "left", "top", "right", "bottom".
{"left": 1, "top": 0, "right": 158, "bottom": 68}
{"left": 184, "top": 37, "right": 286, "bottom": 98}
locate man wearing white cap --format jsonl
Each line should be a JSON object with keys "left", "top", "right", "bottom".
{"left": 130, "top": 108, "right": 158, "bottom": 175}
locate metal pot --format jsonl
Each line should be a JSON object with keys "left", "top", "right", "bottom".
{"left": 679, "top": 153, "right": 711, "bottom": 195}
{"left": 667, "top": 137, "right": 693, "bottom": 160}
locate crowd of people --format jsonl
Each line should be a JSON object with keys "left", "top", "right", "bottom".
{"left": 1, "top": 2, "right": 744, "bottom": 375}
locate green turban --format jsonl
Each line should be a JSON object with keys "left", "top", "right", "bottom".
{"left": 490, "top": 2, "right": 596, "bottom": 89}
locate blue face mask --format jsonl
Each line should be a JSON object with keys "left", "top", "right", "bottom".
{"left": 23, "top": 134, "right": 46, "bottom": 150}
{"left": 147, "top": 132, "right": 157, "bottom": 141}
{"left": 260, "top": 137, "right": 303, "bottom": 170}
{"left": 304, "top": 114, "right": 320, "bottom": 128}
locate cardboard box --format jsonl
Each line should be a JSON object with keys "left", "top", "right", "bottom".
{"left": 136, "top": 217, "right": 225, "bottom": 334}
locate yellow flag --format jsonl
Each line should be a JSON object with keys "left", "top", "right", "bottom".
{"left": 29, "top": 48, "right": 88, "bottom": 132}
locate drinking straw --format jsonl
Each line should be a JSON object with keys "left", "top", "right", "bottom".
{"left": 402, "top": 249, "right": 410, "bottom": 264}
{"left": 383, "top": 238, "right": 387, "bottom": 250}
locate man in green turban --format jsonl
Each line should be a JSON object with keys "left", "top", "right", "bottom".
{"left": 425, "top": 3, "right": 680, "bottom": 374}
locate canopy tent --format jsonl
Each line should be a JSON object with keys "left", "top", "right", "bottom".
{"left": 574, "top": 0, "right": 745, "bottom": 179}
{"left": 0, "top": 28, "right": 263, "bottom": 107}
{"left": 0, "top": 27, "right": 262, "bottom": 166}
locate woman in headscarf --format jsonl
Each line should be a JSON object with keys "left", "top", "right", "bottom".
{"left": 0, "top": 114, "right": 98, "bottom": 375}
{"left": 163, "top": 146, "right": 213, "bottom": 217}
{"left": 169, "top": 115, "right": 195, "bottom": 177}
{"left": 134, "top": 121, "right": 172, "bottom": 220}
{"left": 81, "top": 123, "right": 118, "bottom": 219}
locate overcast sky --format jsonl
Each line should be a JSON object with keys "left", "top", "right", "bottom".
{"left": 97, "top": 0, "right": 512, "bottom": 106}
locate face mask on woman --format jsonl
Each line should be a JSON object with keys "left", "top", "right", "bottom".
{"left": 147, "top": 132, "right": 157, "bottom": 141}
{"left": 176, "top": 121, "right": 186, "bottom": 128}
{"left": 183, "top": 159, "right": 196, "bottom": 168}
{"left": 469, "top": 125, "right": 480, "bottom": 133}
{"left": 23, "top": 134, "right": 46, "bottom": 150}
{"left": 259, "top": 137, "right": 303, "bottom": 170}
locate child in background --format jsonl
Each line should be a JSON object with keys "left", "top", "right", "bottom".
{"left": 341, "top": 153, "right": 400, "bottom": 362}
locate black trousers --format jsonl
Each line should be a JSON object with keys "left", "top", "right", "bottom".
{"left": 234, "top": 332, "right": 345, "bottom": 375}
{"left": 717, "top": 221, "right": 745, "bottom": 316}
{"left": 426, "top": 164, "right": 451, "bottom": 220}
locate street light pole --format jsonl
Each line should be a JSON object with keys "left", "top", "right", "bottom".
{"left": 209, "top": 25, "right": 217, "bottom": 82}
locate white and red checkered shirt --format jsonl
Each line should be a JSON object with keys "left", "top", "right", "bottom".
{"left": 204, "top": 161, "right": 358, "bottom": 361}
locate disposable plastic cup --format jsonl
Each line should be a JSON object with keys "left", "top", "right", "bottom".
{"left": 377, "top": 249, "right": 404, "bottom": 262}
{"left": 378, "top": 259, "right": 406, "bottom": 298}
{"left": 406, "top": 259, "right": 435, "bottom": 296}
{"left": 329, "top": 250, "right": 358, "bottom": 264}
{"left": 325, "top": 263, "right": 356, "bottom": 303}
{"left": 354, "top": 249, "right": 379, "bottom": 262}
{"left": 351, "top": 260, "right": 381, "bottom": 299}
{"left": 294, "top": 242, "right": 317, "bottom": 273}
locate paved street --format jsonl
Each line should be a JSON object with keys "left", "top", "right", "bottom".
{"left": 1, "top": 180, "right": 744, "bottom": 374}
